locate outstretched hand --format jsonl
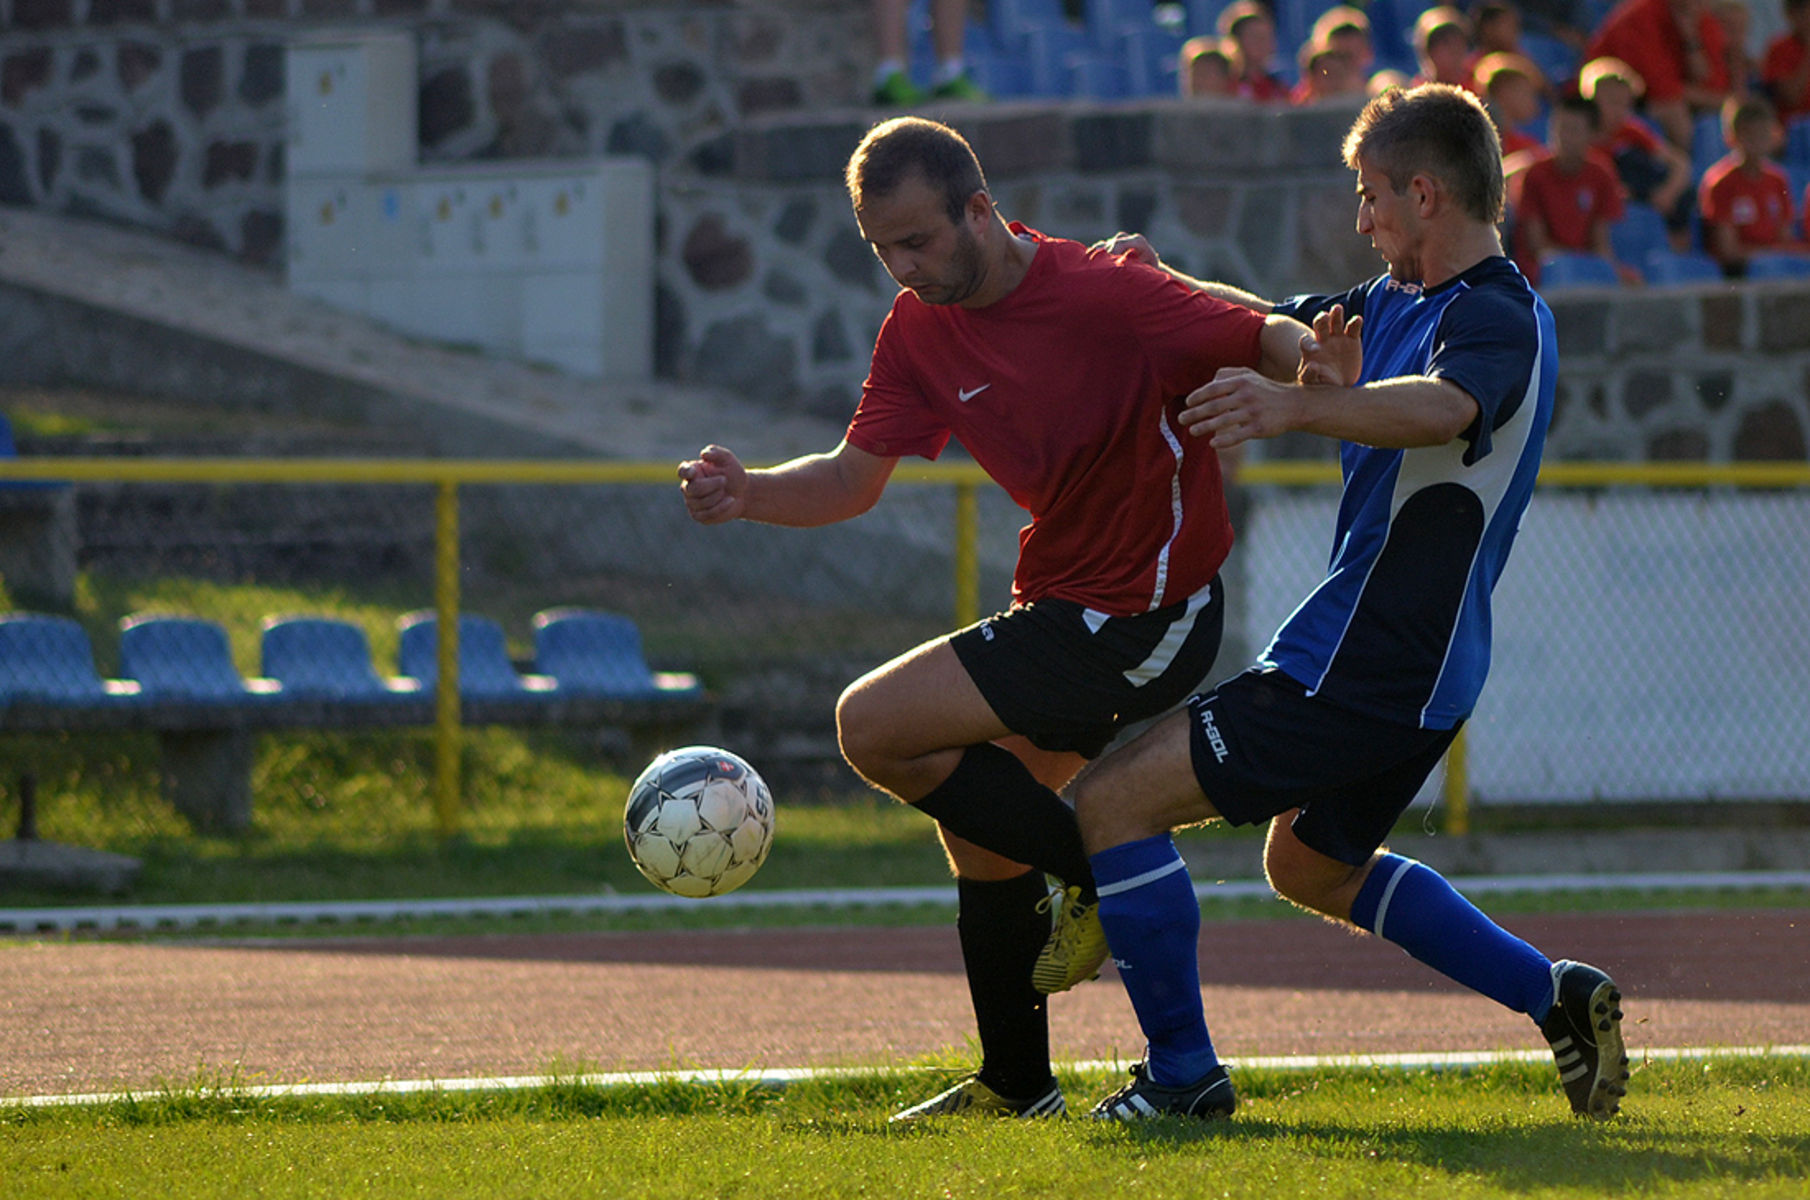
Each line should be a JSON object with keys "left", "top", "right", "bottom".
{"left": 1181, "top": 367, "right": 1303, "bottom": 450}
{"left": 676, "top": 444, "right": 749, "bottom": 525}
{"left": 1299, "top": 303, "right": 1363, "bottom": 387}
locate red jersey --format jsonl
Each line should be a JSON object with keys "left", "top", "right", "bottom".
{"left": 1699, "top": 155, "right": 1795, "bottom": 246}
{"left": 1586, "top": 0, "right": 1729, "bottom": 103}
{"left": 1761, "top": 33, "right": 1810, "bottom": 121}
{"left": 848, "top": 226, "right": 1267, "bottom": 615}
{"left": 1517, "top": 154, "right": 1626, "bottom": 250}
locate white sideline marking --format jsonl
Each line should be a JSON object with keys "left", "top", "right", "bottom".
{"left": 2, "top": 871, "right": 1806, "bottom": 933}
{"left": 5, "top": 1045, "right": 1807, "bottom": 1110}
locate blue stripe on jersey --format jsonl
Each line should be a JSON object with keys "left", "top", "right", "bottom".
{"left": 1264, "top": 259, "right": 1555, "bottom": 729}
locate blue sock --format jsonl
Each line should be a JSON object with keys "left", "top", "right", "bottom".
{"left": 1351, "top": 854, "right": 1556, "bottom": 1021}
{"left": 1092, "top": 835, "right": 1218, "bottom": 1087}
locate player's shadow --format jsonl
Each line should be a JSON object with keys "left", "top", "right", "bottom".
{"left": 1087, "top": 1114, "right": 1810, "bottom": 1189}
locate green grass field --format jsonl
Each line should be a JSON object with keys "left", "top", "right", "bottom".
{"left": 4, "top": 1059, "right": 1807, "bottom": 1199}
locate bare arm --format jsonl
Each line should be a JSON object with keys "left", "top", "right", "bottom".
{"left": 1181, "top": 370, "right": 1479, "bottom": 451}
{"left": 1093, "top": 232, "right": 1276, "bottom": 312}
{"left": 677, "top": 440, "right": 897, "bottom": 527}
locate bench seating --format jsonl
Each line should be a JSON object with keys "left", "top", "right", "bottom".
{"left": 0, "top": 609, "right": 710, "bottom": 832}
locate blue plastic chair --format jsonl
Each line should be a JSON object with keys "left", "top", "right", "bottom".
{"left": 1785, "top": 115, "right": 1810, "bottom": 168}
{"left": 1609, "top": 203, "right": 1669, "bottom": 271}
{"left": 1538, "top": 252, "right": 1622, "bottom": 290}
{"left": 1643, "top": 249, "right": 1724, "bottom": 286}
{"left": 0, "top": 614, "right": 140, "bottom": 703}
{"left": 396, "top": 612, "right": 553, "bottom": 698}
{"left": 261, "top": 616, "right": 419, "bottom": 699}
{"left": 119, "top": 614, "right": 278, "bottom": 699}
{"left": 1691, "top": 110, "right": 1726, "bottom": 181}
{"left": 532, "top": 609, "right": 701, "bottom": 699}
{"left": 1743, "top": 252, "right": 1810, "bottom": 280}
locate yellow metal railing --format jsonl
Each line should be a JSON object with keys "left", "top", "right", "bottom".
{"left": 2, "top": 457, "right": 1804, "bottom": 837}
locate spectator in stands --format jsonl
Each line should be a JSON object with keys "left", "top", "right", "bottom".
{"left": 1477, "top": 51, "right": 1552, "bottom": 163}
{"left": 1291, "top": 42, "right": 1368, "bottom": 104}
{"left": 1368, "top": 68, "right": 1413, "bottom": 96}
{"left": 870, "top": 0, "right": 985, "bottom": 105}
{"left": 1761, "top": 0, "right": 1810, "bottom": 122}
{"left": 1412, "top": 8, "right": 1476, "bottom": 88}
{"left": 1471, "top": 2, "right": 1529, "bottom": 71}
{"left": 1580, "top": 56, "right": 1697, "bottom": 236}
{"left": 1219, "top": 1, "right": 1290, "bottom": 102}
{"left": 1179, "top": 35, "right": 1238, "bottom": 98}
{"left": 1699, "top": 96, "right": 1804, "bottom": 272}
{"left": 1516, "top": 93, "right": 1636, "bottom": 283}
{"left": 1585, "top": 0, "right": 1731, "bottom": 150}
{"left": 1715, "top": 0, "right": 1760, "bottom": 98}
{"left": 1311, "top": 7, "right": 1377, "bottom": 80}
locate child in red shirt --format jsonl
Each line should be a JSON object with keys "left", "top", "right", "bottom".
{"left": 1515, "top": 94, "right": 1635, "bottom": 283}
{"left": 1699, "top": 97, "right": 1804, "bottom": 273}
{"left": 1580, "top": 56, "right": 1696, "bottom": 235}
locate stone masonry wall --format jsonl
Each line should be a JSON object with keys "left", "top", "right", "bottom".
{"left": 2, "top": 0, "right": 1806, "bottom": 459}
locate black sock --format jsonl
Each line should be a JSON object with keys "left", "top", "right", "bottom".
{"left": 913, "top": 742, "right": 1096, "bottom": 898}
{"left": 958, "top": 871, "right": 1056, "bottom": 1100}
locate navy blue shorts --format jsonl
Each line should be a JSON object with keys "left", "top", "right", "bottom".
{"left": 950, "top": 578, "right": 1224, "bottom": 760}
{"left": 1187, "top": 668, "right": 1460, "bottom": 865}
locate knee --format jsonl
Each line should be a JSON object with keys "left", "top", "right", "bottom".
{"left": 1263, "top": 834, "right": 1362, "bottom": 916}
{"left": 834, "top": 684, "right": 885, "bottom": 781}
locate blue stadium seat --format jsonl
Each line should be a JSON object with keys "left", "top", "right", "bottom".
{"left": 261, "top": 616, "right": 420, "bottom": 700}
{"left": 0, "top": 613, "right": 140, "bottom": 703}
{"left": 1519, "top": 30, "right": 1579, "bottom": 90}
{"left": 119, "top": 614, "right": 279, "bottom": 699}
{"left": 1691, "top": 110, "right": 1726, "bottom": 181}
{"left": 1785, "top": 115, "right": 1810, "bottom": 167}
{"left": 1743, "top": 251, "right": 1810, "bottom": 280}
{"left": 1609, "top": 203, "right": 1669, "bottom": 270}
{"left": 396, "top": 612, "right": 554, "bottom": 698}
{"left": 532, "top": 608, "right": 701, "bottom": 699}
{"left": 1642, "top": 249, "right": 1724, "bottom": 285}
{"left": 1538, "top": 251, "right": 1622, "bottom": 289}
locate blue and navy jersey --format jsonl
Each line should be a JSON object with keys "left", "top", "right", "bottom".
{"left": 1264, "top": 256, "right": 1556, "bottom": 730}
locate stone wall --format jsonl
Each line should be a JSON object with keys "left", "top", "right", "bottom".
{"left": 2, "top": 0, "right": 1807, "bottom": 458}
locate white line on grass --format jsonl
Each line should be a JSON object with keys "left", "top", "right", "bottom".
{"left": 5, "top": 1045, "right": 1807, "bottom": 1109}
{"left": 2, "top": 871, "right": 1806, "bottom": 932}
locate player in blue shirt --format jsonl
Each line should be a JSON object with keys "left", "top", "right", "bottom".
{"left": 1048, "top": 84, "right": 1629, "bottom": 1123}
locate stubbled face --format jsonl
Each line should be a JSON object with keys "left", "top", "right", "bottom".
{"left": 855, "top": 174, "right": 986, "bottom": 307}
{"left": 1354, "top": 155, "right": 1423, "bottom": 282}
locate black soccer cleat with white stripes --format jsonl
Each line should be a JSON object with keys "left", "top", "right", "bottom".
{"left": 1088, "top": 1061, "right": 1237, "bottom": 1122}
{"left": 1541, "top": 959, "right": 1629, "bottom": 1120}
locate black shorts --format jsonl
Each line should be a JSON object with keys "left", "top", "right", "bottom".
{"left": 950, "top": 578, "right": 1225, "bottom": 759}
{"left": 1187, "top": 668, "right": 1460, "bottom": 866}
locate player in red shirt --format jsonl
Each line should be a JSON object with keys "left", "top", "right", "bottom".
{"left": 1762, "top": 0, "right": 1810, "bottom": 122}
{"left": 1585, "top": 0, "right": 1731, "bottom": 149}
{"left": 1699, "top": 97, "right": 1805, "bottom": 272}
{"left": 678, "top": 116, "right": 1332, "bottom": 1123}
{"left": 1476, "top": 52, "right": 1550, "bottom": 165}
{"left": 1411, "top": 7, "right": 1476, "bottom": 88}
{"left": 1515, "top": 94, "right": 1635, "bottom": 282}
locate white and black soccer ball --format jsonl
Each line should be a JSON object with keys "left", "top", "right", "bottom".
{"left": 623, "top": 746, "right": 775, "bottom": 898}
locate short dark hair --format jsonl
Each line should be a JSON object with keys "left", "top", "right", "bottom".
{"left": 1342, "top": 83, "right": 1505, "bottom": 223}
{"left": 1556, "top": 92, "right": 1602, "bottom": 129}
{"left": 845, "top": 117, "right": 988, "bottom": 223}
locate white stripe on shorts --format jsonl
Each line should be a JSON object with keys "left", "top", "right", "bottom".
{"left": 1119, "top": 580, "right": 1214, "bottom": 688}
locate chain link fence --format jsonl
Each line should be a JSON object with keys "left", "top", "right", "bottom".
{"left": 1, "top": 460, "right": 1807, "bottom": 859}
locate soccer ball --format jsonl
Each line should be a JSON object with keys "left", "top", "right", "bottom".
{"left": 623, "top": 746, "right": 775, "bottom": 898}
